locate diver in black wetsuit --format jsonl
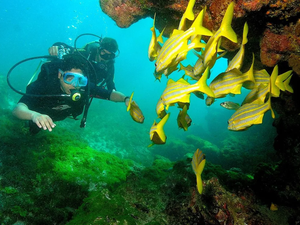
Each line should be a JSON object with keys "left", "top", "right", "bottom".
{"left": 48, "top": 37, "right": 119, "bottom": 92}
{"left": 12, "top": 54, "right": 133, "bottom": 134}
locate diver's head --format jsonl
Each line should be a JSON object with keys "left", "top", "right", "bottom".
{"left": 58, "top": 54, "right": 88, "bottom": 96}
{"left": 97, "top": 37, "right": 119, "bottom": 61}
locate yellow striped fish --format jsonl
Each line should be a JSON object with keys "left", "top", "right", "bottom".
{"left": 127, "top": 92, "right": 145, "bottom": 123}
{"left": 192, "top": 149, "right": 206, "bottom": 194}
{"left": 179, "top": 63, "right": 200, "bottom": 80}
{"left": 226, "top": 22, "right": 248, "bottom": 72}
{"left": 242, "top": 83, "right": 269, "bottom": 105}
{"left": 193, "top": 51, "right": 205, "bottom": 76}
{"left": 209, "top": 54, "right": 255, "bottom": 98}
{"left": 203, "top": 2, "right": 237, "bottom": 68}
{"left": 149, "top": 113, "right": 170, "bottom": 146}
{"left": 243, "top": 69, "right": 270, "bottom": 90}
{"left": 155, "top": 7, "right": 212, "bottom": 72}
{"left": 161, "top": 67, "right": 214, "bottom": 109}
{"left": 228, "top": 95, "right": 274, "bottom": 131}
{"left": 148, "top": 13, "right": 164, "bottom": 62}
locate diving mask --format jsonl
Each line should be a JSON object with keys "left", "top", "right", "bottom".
{"left": 99, "top": 48, "right": 116, "bottom": 60}
{"left": 59, "top": 69, "right": 88, "bottom": 87}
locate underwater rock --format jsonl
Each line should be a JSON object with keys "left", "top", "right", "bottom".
{"left": 99, "top": 0, "right": 300, "bottom": 75}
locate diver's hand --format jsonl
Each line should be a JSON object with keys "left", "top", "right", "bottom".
{"left": 31, "top": 112, "right": 56, "bottom": 132}
{"left": 125, "top": 98, "right": 131, "bottom": 107}
{"left": 48, "top": 46, "right": 59, "bottom": 56}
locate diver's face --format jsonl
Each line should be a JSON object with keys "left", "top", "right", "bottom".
{"left": 96, "top": 48, "right": 115, "bottom": 62}
{"left": 58, "top": 68, "right": 83, "bottom": 94}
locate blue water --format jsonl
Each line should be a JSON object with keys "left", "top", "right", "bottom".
{"left": 0, "top": 0, "right": 277, "bottom": 168}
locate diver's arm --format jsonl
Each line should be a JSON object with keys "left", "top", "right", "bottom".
{"left": 109, "top": 90, "right": 130, "bottom": 106}
{"left": 13, "top": 103, "right": 56, "bottom": 131}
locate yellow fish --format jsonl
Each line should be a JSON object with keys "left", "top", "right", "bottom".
{"left": 179, "top": 63, "right": 200, "bottom": 80}
{"left": 226, "top": 22, "right": 248, "bottom": 72}
{"left": 192, "top": 149, "right": 206, "bottom": 194}
{"left": 161, "top": 67, "right": 214, "bottom": 109}
{"left": 155, "top": 7, "right": 212, "bottom": 72}
{"left": 209, "top": 54, "right": 255, "bottom": 98}
{"left": 148, "top": 13, "right": 164, "bottom": 62}
{"left": 228, "top": 95, "right": 274, "bottom": 131}
{"left": 193, "top": 51, "right": 205, "bottom": 76}
{"left": 153, "top": 64, "right": 179, "bottom": 81}
{"left": 127, "top": 92, "right": 145, "bottom": 123}
{"left": 203, "top": 2, "right": 237, "bottom": 68}
{"left": 177, "top": 104, "right": 192, "bottom": 131}
{"left": 242, "top": 83, "right": 269, "bottom": 105}
{"left": 243, "top": 69, "right": 270, "bottom": 90}
{"left": 149, "top": 113, "right": 170, "bottom": 146}
{"left": 270, "top": 203, "right": 278, "bottom": 211}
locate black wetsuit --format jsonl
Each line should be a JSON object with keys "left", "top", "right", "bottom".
{"left": 18, "top": 60, "right": 112, "bottom": 133}
{"left": 52, "top": 42, "right": 116, "bottom": 91}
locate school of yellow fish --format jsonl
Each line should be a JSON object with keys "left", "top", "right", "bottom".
{"left": 148, "top": 0, "right": 294, "bottom": 147}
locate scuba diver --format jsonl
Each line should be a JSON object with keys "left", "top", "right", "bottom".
{"left": 48, "top": 36, "right": 119, "bottom": 91}
{"left": 12, "top": 54, "right": 136, "bottom": 134}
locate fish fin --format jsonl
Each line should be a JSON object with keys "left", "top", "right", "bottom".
{"left": 231, "top": 84, "right": 242, "bottom": 95}
{"left": 193, "top": 51, "right": 203, "bottom": 59}
{"left": 157, "top": 27, "right": 165, "bottom": 44}
{"left": 247, "top": 53, "right": 255, "bottom": 83}
{"left": 126, "top": 92, "right": 134, "bottom": 111}
{"left": 219, "top": 2, "right": 237, "bottom": 43}
{"left": 148, "top": 143, "right": 155, "bottom": 148}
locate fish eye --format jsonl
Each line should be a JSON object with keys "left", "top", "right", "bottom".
{"left": 155, "top": 63, "right": 157, "bottom": 67}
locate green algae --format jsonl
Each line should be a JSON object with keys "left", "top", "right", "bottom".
{"left": 0, "top": 107, "right": 133, "bottom": 224}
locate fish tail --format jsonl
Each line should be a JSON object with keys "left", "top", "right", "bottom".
{"left": 219, "top": 2, "right": 237, "bottom": 43}
{"left": 191, "top": 7, "right": 212, "bottom": 37}
{"left": 242, "top": 22, "right": 248, "bottom": 45}
{"left": 284, "top": 73, "right": 293, "bottom": 93}
{"left": 185, "top": 0, "right": 196, "bottom": 21}
{"left": 196, "top": 158, "right": 206, "bottom": 194}
{"left": 158, "top": 112, "right": 170, "bottom": 129}
{"left": 179, "top": 63, "right": 185, "bottom": 72}
{"left": 275, "top": 70, "right": 292, "bottom": 92}
{"left": 196, "top": 174, "right": 203, "bottom": 194}
{"left": 197, "top": 67, "right": 215, "bottom": 97}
